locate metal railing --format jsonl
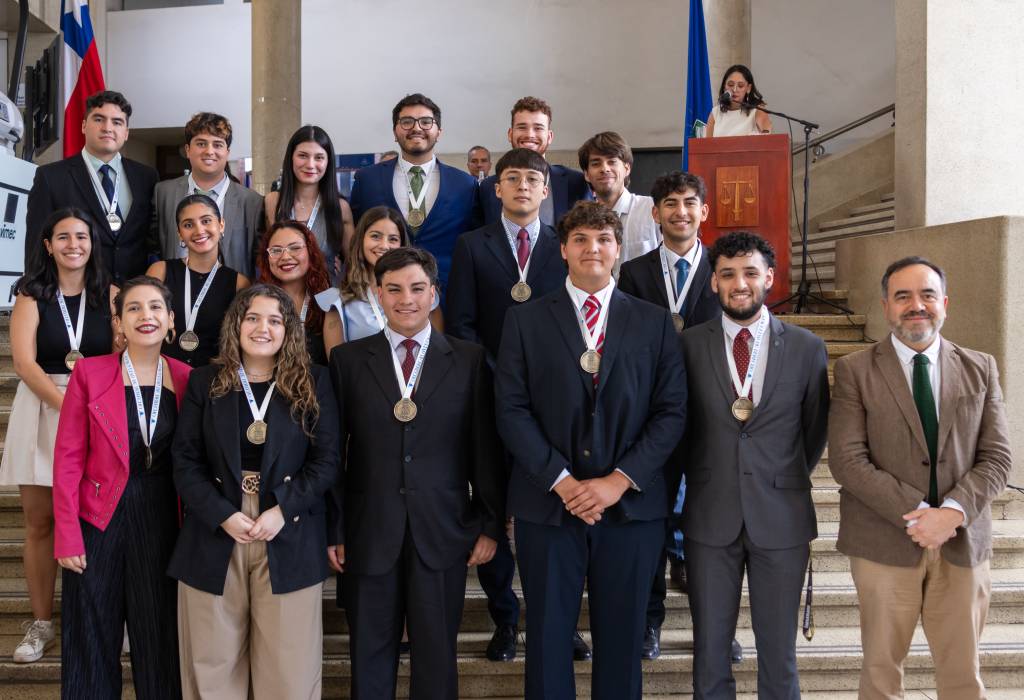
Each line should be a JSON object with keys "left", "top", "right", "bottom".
{"left": 792, "top": 103, "right": 895, "bottom": 160}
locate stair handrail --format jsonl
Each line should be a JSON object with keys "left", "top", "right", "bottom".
{"left": 792, "top": 103, "right": 895, "bottom": 159}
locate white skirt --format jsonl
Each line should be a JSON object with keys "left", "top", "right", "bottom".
{"left": 0, "top": 374, "right": 69, "bottom": 487}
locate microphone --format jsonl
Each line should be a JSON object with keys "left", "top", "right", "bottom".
{"left": 719, "top": 91, "right": 733, "bottom": 109}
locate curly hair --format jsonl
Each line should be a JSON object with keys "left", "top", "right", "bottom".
{"left": 557, "top": 201, "right": 623, "bottom": 245}
{"left": 707, "top": 231, "right": 776, "bottom": 271}
{"left": 210, "top": 284, "right": 320, "bottom": 433}
{"left": 511, "top": 96, "right": 552, "bottom": 125}
{"left": 256, "top": 221, "right": 331, "bottom": 333}
{"left": 340, "top": 206, "right": 410, "bottom": 302}
{"left": 184, "top": 112, "right": 233, "bottom": 147}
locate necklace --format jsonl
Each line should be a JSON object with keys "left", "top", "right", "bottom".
{"left": 243, "top": 368, "right": 274, "bottom": 381}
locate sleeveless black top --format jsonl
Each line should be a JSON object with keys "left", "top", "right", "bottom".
{"left": 35, "top": 292, "right": 114, "bottom": 374}
{"left": 125, "top": 386, "right": 177, "bottom": 475}
{"left": 164, "top": 259, "right": 240, "bottom": 367}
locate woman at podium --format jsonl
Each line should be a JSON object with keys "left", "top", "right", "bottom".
{"left": 705, "top": 64, "right": 772, "bottom": 137}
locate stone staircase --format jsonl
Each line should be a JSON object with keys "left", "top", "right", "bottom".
{"left": 1, "top": 310, "right": 1023, "bottom": 698}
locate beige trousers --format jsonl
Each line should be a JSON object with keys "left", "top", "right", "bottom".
{"left": 177, "top": 481, "right": 323, "bottom": 700}
{"left": 850, "top": 550, "right": 991, "bottom": 700}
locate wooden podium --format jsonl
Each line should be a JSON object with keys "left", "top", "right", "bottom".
{"left": 687, "top": 134, "right": 791, "bottom": 308}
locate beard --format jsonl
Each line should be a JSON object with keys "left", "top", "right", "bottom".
{"left": 891, "top": 312, "right": 943, "bottom": 346}
{"left": 720, "top": 288, "right": 766, "bottom": 322}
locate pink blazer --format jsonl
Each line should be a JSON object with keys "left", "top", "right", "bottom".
{"left": 53, "top": 352, "right": 191, "bottom": 559}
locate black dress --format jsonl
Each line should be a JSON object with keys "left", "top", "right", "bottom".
{"left": 60, "top": 386, "right": 182, "bottom": 700}
{"left": 35, "top": 292, "right": 113, "bottom": 374}
{"left": 164, "top": 259, "right": 240, "bottom": 367}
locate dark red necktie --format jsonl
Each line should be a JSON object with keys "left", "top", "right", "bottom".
{"left": 516, "top": 228, "right": 530, "bottom": 270}
{"left": 400, "top": 339, "right": 419, "bottom": 382}
{"left": 583, "top": 295, "right": 604, "bottom": 387}
{"left": 732, "top": 328, "right": 752, "bottom": 399}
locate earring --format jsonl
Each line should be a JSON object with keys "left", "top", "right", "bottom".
{"left": 165, "top": 327, "right": 177, "bottom": 344}
{"left": 179, "top": 240, "right": 187, "bottom": 249}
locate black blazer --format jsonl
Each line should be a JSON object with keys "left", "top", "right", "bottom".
{"left": 478, "top": 164, "right": 591, "bottom": 225}
{"left": 494, "top": 287, "right": 687, "bottom": 526}
{"left": 26, "top": 154, "right": 159, "bottom": 285}
{"left": 329, "top": 331, "right": 505, "bottom": 577}
{"left": 168, "top": 364, "right": 340, "bottom": 595}
{"left": 618, "top": 243, "right": 721, "bottom": 329}
{"left": 445, "top": 220, "right": 566, "bottom": 362}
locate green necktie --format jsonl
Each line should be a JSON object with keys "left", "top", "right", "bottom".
{"left": 409, "top": 166, "right": 425, "bottom": 217}
{"left": 912, "top": 353, "right": 939, "bottom": 506}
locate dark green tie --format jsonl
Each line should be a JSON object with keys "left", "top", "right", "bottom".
{"left": 912, "top": 353, "right": 939, "bottom": 506}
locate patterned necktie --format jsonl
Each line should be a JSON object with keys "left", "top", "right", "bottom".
{"left": 583, "top": 295, "right": 605, "bottom": 388}
{"left": 99, "top": 164, "right": 116, "bottom": 205}
{"left": 409, "top": 166, "right": 425, "bottom": 218}
{"left": 732, "top": 328, "right": 753, "bottom": 399}
{"left": 913, "top": 353, "right": 939, "bottom": 506}
{"left": 400, "top": 339, "right": 419, "bottom": 383}
{"left": 516, "top": 228, "right": 530, "bottom": 270}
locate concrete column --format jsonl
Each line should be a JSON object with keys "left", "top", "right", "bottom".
{"left": 703, "top": 0, "right": 751, "bottom": 96}
{"left": 895, "top": 0, "right": 1024, "bottom": 229}
{"left": 251, "top": 0, "right": 301, "bottom": 195}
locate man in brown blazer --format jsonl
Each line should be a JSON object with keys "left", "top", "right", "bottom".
{"left": 829, "top": 256, "right": 1012, "bottom": 700}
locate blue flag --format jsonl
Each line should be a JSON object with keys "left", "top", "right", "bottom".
{"left": 683, "top": 0, "right": 713, "bottom": 170}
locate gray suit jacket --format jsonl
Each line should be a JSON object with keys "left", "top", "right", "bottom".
{"left": 153, "top": 175, "right": 264, "bottom": 279}
{"left": 680, "top": 313, "right": 830, "bottom": 550}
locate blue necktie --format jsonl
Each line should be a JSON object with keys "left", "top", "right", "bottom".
{"left": 98, "top": 164, "right": 116, "bottom": 206}
{"left": 675, "top": 258, "right": 691, "bottom": 297}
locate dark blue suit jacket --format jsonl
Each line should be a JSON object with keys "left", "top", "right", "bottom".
{"left": 478, "top": 164, "right": 592, "bottom": 226}
{"left": 349, "top": 159, "right": 481, "bottom": 293}
{"left": 445, "top": 220, "right": 566, "bottom": 363}
{"left": 618, "top": 244, "right": 721, "bottom": 329}
{"left": 494, "top": 287, "right": 687, "bottom": 526}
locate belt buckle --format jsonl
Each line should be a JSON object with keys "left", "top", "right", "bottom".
{"left": 241, "top": 474, "right": 260, "bottom": 495}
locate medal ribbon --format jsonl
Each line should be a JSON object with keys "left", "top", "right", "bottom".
{"left": 123, "top": 353, "right": 163, "bottom": 453}
{"left": 237, "top": 367, "right": 276, "bottom": 425}
{"left": 299, "top": 294, "right": 310, "bottom": 322}
{"left": 57, "top": 290, "right": 86, "bottom": 353}
{"left": 182, "top": 260, "right": 221, "bottom": 333}
{"left": 386, "top": 327, "right": 431, "bottom": 401}
{"left": 730, "top": 311, "right": 770, "bottom": 401}
{"left": 366, "top": 289, "right": 386, "bottom": 330}
{"left": 565, "top": 277, "right": 612, "bottom": 354}
{"left": 407, "top": 168, "right": 428, "bottom": 213}
{"left": 659, "top": 241, "right": 701, "bottom": 316}
{"left": 83, "top": 153, "right": 120, "bottom": 219}
{"left": 188, "top": 174, "right": 229, "bottom": 215}
{"left": 291, "top": 196, "right": 321, "bottom": 230}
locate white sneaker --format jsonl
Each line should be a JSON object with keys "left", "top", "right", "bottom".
{"left": 12, "top": 619, "right": 55, "bottom": 663}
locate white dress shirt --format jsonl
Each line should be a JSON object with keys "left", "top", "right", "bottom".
{"left": 82, "top": 149, "right": 134, "bottom": 217}
{"left": 500, "top": 214, "right": 541, "bottom": 259}
{"left": 386, "top": 322, "right": 432, "bottom": 396}
{"left": 722, "top": 310, "right": 771, "bottom": 405}
{"left": 662, "top": 238, "right": 702, "bottom": 300}
{"left": 392, "top": 156, "right": 440, "bottom": 218}
{"left": 611, "top": 189, "right": 660, "bottom": 276}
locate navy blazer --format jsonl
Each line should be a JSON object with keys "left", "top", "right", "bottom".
{"left": 478, "top": 164, "right": 592, "bottom": 226}
{"left": 26, "top": 154, "right": 158, "bottom": 284}
{"left": 168, "top": 364, "right": 340, "bottom": 595}
{"left": 349, "top": 159, "right": 481, "bottom": 293}
{"left": 445, "top": 220, "right": 566, "bottom": 362}
{"left": 618, "top": 243, "right": 721, "bottom": 330}
{"left": 495, "top": 286, "right": 687, "bottom": 526}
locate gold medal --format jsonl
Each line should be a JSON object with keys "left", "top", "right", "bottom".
{"left": 731, "top": 397, "right": 755, "bottom": 422}
{"left": 394, "top": 397, "right": 418, "bottom": 422}
{"left": 580, "top": 349, "right": 601, "bottom": 374}
{"left": 144, "top": 446, "right": 153, "bottom": 469}
{"left": 407, "top": 208, "right": 425, "bottom": 228}
{"left": 179, "top": 330, "right": 200, "bottom": 352}
{"left": 511, "top": 281, "right": 532, "bottom": 303}
{"left": 64, "top": 350, "right": 84, "bottom": 371}
{"left": 671, "top": 313, "right": 685, "bottom": 334}
{"left": 246, "top": 420, "right": 268, "bottom": 444}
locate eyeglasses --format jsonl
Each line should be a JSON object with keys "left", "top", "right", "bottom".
{"left": 267, "top": 243, "right": 307, "bottom": 258}
{"left": 397, "top": 116, "right": 438, "bottom": 130}
{"left": 500, "top": 173, "right": 547, "bottom": 189}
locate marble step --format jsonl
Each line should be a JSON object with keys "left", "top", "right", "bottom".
{"left": 818, "top": 208, "right": 895, "bottom": 232}
{"left": 848, "top": 199, "right": 897, "bottom": 217}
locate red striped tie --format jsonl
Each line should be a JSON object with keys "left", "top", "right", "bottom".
{"left": 583, "top": 295, "right": 604, "bottom": 387}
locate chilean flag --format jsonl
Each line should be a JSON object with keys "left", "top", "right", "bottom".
{"left": 61, "top": 0, "right": 105, "bottom": 158}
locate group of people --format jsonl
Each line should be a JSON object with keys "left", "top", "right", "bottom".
{"left": 0, "top": 62, "right": 1011, "bottom": 700}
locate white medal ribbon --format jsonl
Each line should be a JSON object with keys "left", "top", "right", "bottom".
{"left": 386, "top": 327, "right": 431, "bottom": 401}
{"left": 291, "top": 196, "right": 321, "bottom": 230}
{"left": 730, "top": 311, "right": 771, "bottom": 402}
{"left": 365, "top": 289, "right": 386, "bottom": 330}
{"left": 57, "top": 290, "right": 86, "bottom": 353}
{"left": 510, "top": 224, "right": 534, "bottom": 285}
{"left": 299, "top": 294, "right": 310, "bottom": 322}
{"left": 660, "top": 241, "right": 701, "bottom": 316}
{"left": 565, "top": 277, "right": 613, "bottom": 354}
{"left": 82, "top": 152, "right": 120, "bottom": 219}
{"left": 182, "top": 260, "right": 221, "bottom": 333}
{"left": 123, "top": 353, "right": 163, "bottom": 452}
{"left": 406, "top": 168, "right": 429, "bottom": 212}
{"left": 237, "top": 367, "right": 276, "bottom": 425}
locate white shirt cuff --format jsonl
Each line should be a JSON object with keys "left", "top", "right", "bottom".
{"left": 615, "top": 468, "right": 640, "bottom": 491}
{"left": 941, "top": 498, "right": 967, "bottom": 526}
{"left": 550, "top": 469, "right": 571, "bottom": 491}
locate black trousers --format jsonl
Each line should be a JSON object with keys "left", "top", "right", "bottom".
{"left": 516, "top": 517, "right": 663, "bottom": 700}
{"left": 61, "top": 473, "right": 181, "bottom": 700}
{"left": 345, "top": 529, "right": 467, "bottom": 700}
{"left": 475, "top": 528, "right": 521, "bottom": 627}
{"left": 686, "top": 529, "right": 809, "bottom": 700}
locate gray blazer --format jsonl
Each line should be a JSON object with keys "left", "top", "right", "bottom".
{"left": 680, "top": 313, "right": 830, "bottom": 550}
{"left": 153, "top": 175, "right": 264, "bottom": 279}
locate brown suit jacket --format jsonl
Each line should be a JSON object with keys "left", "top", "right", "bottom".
{"left": 829, "top": 335, "right": 1011, "bottom": 568}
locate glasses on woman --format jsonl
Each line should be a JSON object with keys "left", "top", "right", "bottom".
{"left": 267, "top": 243, "right": 307, "bottom": 258}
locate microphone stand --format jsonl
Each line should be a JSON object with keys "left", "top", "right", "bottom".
{"left": 751, "top": 105, "right": 852, "bottom": 314}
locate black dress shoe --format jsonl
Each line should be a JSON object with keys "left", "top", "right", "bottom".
{"left": 572, "top": 630, "right": 592, "bottom": 661}
{"left": 641, "top": 626, "right": 661, "bottom": 660}
{"left": 730, "top": 638, "right": 743, "bottom": 664}
{"left": 485, "top": 624, "right": 518, "bottom": 661}
{"left": 669, "top": 557, "right": 688, "bottom": 594}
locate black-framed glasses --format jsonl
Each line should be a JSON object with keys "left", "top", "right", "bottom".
{"left": 397, "top": 116, "right": 438, "bottom": 130}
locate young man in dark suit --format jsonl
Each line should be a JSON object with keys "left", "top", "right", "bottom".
{"left": 617, "top": 171, "right": 739, "bottom": 662}
{"left": 478, "top": 96, "right": 591, "bottom": 226}
{"left": 328, "top": 247, "right": 505, "bottom": 700}
{"left": 26, "top": 90, "right": 158, "bottom": 284}
{"left": 495, "top": 201, "right": 686, "bottom": 700}
{"left": 349, "top": 93, "right": 480, "bottom": 297}
{"left": 447, "top": 147, "right": 591, "bottom": 663}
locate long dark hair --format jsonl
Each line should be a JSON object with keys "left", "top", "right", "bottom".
{"left": 15, "top": 208, "right": 110, "bottom": 307}
{"left": 340, "top": 206, "right": 409, "bottom": 302}
{"left": 718, "top": 64, "right": 765, "bottom": 115}
{"left": 274, "top": 125, "right": 343, "bottom": 259}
